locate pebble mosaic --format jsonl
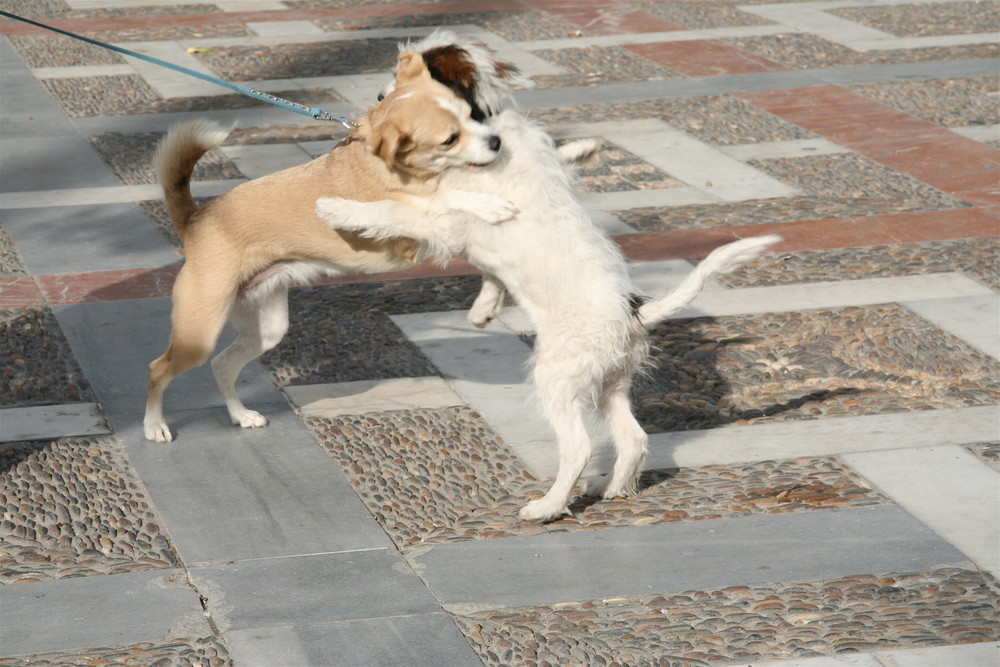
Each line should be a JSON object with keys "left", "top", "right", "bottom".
{"left": 831, "top": 1, "right": 1000, "bottom": 39}
{"left": 454, "top": 567, "right": 1000, "bottom": 667}
{"left": 0, "top": 637, "right": 232, "bottom": 667}
{"left": 305, "top": 406, "right": 886, "bottom": 548}
{"left": 0, "top": 435, "right": 178, "bottom": 585}
{"left": 40, "top": 74, "right": 160, "bottom": 118}
{"left": 261, "top": 278, "right": 484, "bottom": 386}
{"left": 1, "top": 307, "right": 95, "bottom": 408}
{"left": 634, "top": 304, "right": 1000, "bottom": 433}
{"left": 89, "top": 132, "right": 242, "bottom": 185}
{"left": 570, "top": 139, "right": 685, "bottom": 193}
{"left": 720, "top": 238, "right": 1000, "bottom": 291}
{"left": 531, "top": 46, "right": 680, "bottom": 88}
{"left": 315, "top": 9, "right": 580, "bottom": 41}
{"left": 845, "top": 77, "right": 999, "bottom": 129}
{"left": 639, "top": 1, "right": 775, "bottom": 30}
{"left": 727, "top": 33, "right": 999, "bottom": 69}
{"left": 538, "top": 96, "right": 816, "bottom": 145}
{"left": 192, "top": 37, "right": 400, "bottom": 80}
{"left": 0, "top": 227, "right": 28, "bottom": 275}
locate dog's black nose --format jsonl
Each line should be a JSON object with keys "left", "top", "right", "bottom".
{"left": 489, "top": 135, "right": 501, "bottom": 152}
{"left": 377, "top": 92, "right": 385, "bottom": 101}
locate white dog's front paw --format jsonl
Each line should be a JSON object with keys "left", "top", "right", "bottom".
{"left": 231, "top": 409, "right": 269, "bottom": 429}
{"left": 519, "top": 497, "right": 570, "bottom": 523}
{"left": 442, "top": 192, "right": 516, "bottom": 224}
{"left": 144, "top": 420, "right": 173, "bottom": 443}
{"left": 476, "top": 195, "right": 517, "bottom": 225}
{"left": 316, "top": 197, "right": 364, "bottom": 230}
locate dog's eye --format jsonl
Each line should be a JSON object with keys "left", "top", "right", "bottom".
{"left": 441, "top": 132, "right": 459, "bottom": 147}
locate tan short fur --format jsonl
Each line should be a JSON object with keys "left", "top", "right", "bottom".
{"left": 144, "top": 51, "right": 501, "bottom": 441}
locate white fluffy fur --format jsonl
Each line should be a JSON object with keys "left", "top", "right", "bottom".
{"left": 317, "top": 108, "right": 780, "bottom": 522}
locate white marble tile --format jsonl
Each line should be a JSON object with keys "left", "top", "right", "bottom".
{"left": 670, "top": 273, "right": 994, "bottom": 320}
{"left": 517, "top": 406, "right": 1000, "bottom": 479}
{"left": 0, "top": 403, "right": 110, "bottom": 443}
{"left": 950, "top": 123, "right": 1000, "bottom": 143}
{"left": 842, "top": 445, "right": 1000, "bottom": 578}
{"left": 903, "top": 293, "right": 1000, "bottom": 361}
{"left": 285, "top": 377, "right": 465, "bottom": 417}
{"left": 602, "top": 126, "right": 801, "bottom": 202}
{"left": 31, "top": 65, "right": 135, "bottom": 79}
{"left": 246, "top": 21, "right": 324, "bottom": 37}
{"left": 718, "top": 138, "right": 850, "bottom": 161}
{"left": 883, "top": 641, "right": 1000, "bottom": 667}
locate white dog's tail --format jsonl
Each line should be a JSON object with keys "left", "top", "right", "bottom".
{"left": 154, "top": 119, "right": 230, "bottom": 241}
{"left": 637, "top": 235, "right": 782, "bottom": 327}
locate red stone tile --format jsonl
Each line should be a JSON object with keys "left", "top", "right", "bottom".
{"left": 615, "top": 207, "right": 1000, "bottom": 261}
{"left": 0, "top": 276, "right": 45, "bottom": 308}
{"left": 0, "top": 1, "right": 524, "bottom": 35}
{"left": 36, "top": 266, "right": 180, "bottom": 305}
{"left": 736, "top": 86, "right": 1000, "bottom": 207}
{"left": 626, "top": 40, "right": 788, "bottom": 76}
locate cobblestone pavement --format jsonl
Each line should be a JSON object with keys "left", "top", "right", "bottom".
{"left": 1, "top": 1, "right": 998, "bottom": 666}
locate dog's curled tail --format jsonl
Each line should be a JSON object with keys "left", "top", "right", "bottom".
{"left": 154, "top": 119, "right": 230, "bottom": 239}
{"left": 637, "top": 235, "right": 782, "bottom": 327}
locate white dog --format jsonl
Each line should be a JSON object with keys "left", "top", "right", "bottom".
{"left": 317, "top": 34, "right": 781, "bottom": 521}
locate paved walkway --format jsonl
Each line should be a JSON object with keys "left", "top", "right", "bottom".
{"left": 1, "top": 1, "right": 998, "bottom": 665}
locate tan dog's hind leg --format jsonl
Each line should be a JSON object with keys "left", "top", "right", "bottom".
{"left": 144, "top": 267, "right": 236, "bottom": 442}
{"left": 210, "top": 284, "right": 289, "bottom": 430}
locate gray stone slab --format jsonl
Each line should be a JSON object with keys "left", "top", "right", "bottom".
{"left": 412, "top": 505, "right": 971, "bottom": 611}
{"left": 110, "top": 409, "right": 394, "bottom": 563}
{"left": 0, "top": 569, "right": 210, "bottom": 658}
{"left": 0, "top": 135, "right": 122, "bottom": 194}
{"left": 227, "top": 613, "right": 481, "bottom": 667}
{"left": 0, "top": 41, "right": 121, "bottom": 192}
{"left": 191, "top": 550, "right": 440, "bottom": 632}
{"left": 817, "top": 58, "right": 1000, "bottom": 86}
{"left": 0, "top": 40, "right": 78, "bottom": 139}
{"left": 2, "top": 204, "right": 178, "bottom": 274}
{"left": 53, "top": 298, "right": 283, "bottom": 419}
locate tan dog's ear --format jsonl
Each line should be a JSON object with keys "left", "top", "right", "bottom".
{"left": 369, "top": 120, "right": 410, "bottom": 168}
{"left": 395, "top": 51, "right": 429, "bottom": 83}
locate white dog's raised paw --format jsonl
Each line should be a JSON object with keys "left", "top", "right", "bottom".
{"left": 519, "top": 498, "right": 570, "bottom": 523}
{"left": 315, "top": 197, "right": 363, "bottom": 229}
{"left": 441, "top": 191, "right": 517, "bottom": 225}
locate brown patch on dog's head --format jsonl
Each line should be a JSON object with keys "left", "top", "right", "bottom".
{"left": 421, "top": 45, "right": 486, "bottom": 121}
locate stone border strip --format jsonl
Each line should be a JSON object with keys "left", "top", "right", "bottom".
{"left": 0, "top": 403, "right": 110, "bottom": 442}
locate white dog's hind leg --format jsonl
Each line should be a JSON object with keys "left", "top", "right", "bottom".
{"left": 468, "top": 273, "right": 506, "bottom": 328}
{"left": 520, "top": 366, "right": 592, "bottom": 522}
{"left": 210, "top": 285, "right": 289, "bottom": 429}
{"left": 597, "top": 381, "right": 648, "bottom": 498}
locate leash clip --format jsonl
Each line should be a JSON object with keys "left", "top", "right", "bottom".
{"left": 314, "top": 110, "right": 357, "bottom": 130}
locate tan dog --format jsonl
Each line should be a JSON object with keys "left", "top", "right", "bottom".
{"left": 144, "top": 51, "right": 513, "bottom": 442}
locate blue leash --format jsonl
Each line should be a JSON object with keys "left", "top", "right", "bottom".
{"left": 0, "top": 10, "right": 356, "bottom": 129}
